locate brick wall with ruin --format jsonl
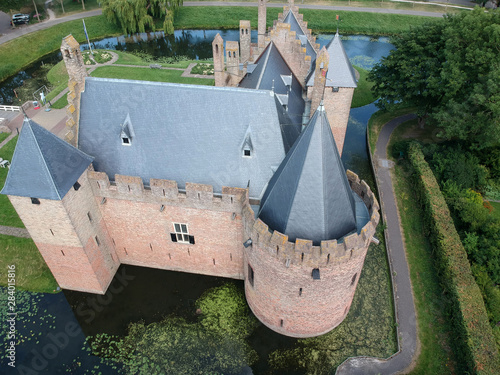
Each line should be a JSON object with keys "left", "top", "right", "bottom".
{"left": 242, "top": 170, "right": 380, "bottom": 338}
{"left": 87, "top": 171, "right": 247, "bottom": 280}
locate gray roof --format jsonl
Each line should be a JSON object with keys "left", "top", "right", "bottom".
{"left": 283, "top": 11, "right": 317, "bottom": 59}
{"left": 258, "top": 103, "right": 358, "bottom": 245}
{"left": 78, "top": 78, "right": 286, "bottom": 199}
{"left": 1, "top": 118, "right": 93, "bottom": 200}
{"left": 239, "top": 42, "right": 303, "bottom": 152}
{"left": 307, "top": 32, "right": 358, "bottom": 88}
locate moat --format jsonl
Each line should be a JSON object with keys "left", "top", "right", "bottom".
{"left": 0, "top": 30, "right": 395, "bottom": 374}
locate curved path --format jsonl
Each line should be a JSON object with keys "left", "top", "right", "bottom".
{"left": 337, "top": 113, "right": 418, "bottom": 374}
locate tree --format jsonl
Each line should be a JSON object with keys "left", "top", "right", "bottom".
{"left": 369, "top": 9, "right": 500, "bottom": 148}
{"left": 368, "top": 20, "right": 446, "bottom": 127}
{"left": 101, "top": 0, "right": 183, "bottom": 35}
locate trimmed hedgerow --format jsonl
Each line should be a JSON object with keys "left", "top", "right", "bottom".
{"left": 407, "top": 142, "right": 500, "bottom": 374}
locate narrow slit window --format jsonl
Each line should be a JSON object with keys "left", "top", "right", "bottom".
{"left": 248, "top": 264, "right": 254, "bottom": 287}
{"left": 61, "top": 250, "right": 65, "bottom": 256}
{"left": 87, "top": 212, "right": 93, "bottom": 222}
{"left": 95, "top": 236, "right": 100, "bottom": 246}
{"left": 351, "top": 273, "right": 357, "bottom": 286}
{"left": 299, "top": 288, "right": 302, "bottom": 296}
{"left": 280, "top": 319, "right": 284, "bottom": 327}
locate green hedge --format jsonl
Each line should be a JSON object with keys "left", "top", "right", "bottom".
{"left": 407, "top": 142, "right": 500, "bottom": 374}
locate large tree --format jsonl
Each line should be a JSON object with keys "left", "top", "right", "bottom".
{"left": 101, "top": 0, "right": 182, "bottom": 35}
{"left": 369, "top": 8, "right": 500, "bottom": 149}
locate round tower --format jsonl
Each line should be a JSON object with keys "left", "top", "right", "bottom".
{"left": 242, "top": 105, "right": 379, "bottom": 338}
{"left": 242, "top": 171, "right": 379, "bottom": 338}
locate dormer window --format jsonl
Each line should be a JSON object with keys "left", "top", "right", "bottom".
{"left": 241, "top": 125, "right": 254, "bottom": 158}
{"left": 120, "top": 114, "right": 134, "bottom": 146}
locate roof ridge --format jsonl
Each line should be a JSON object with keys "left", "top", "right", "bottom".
{"left": 27, "top": 120, "right": 62, "bottom": 200}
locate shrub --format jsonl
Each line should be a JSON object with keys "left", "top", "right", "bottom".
{"left": 408, "top": 142, "right": 500, "bottom": 374}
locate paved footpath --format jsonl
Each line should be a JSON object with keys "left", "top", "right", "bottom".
{"left": 337, "top": 114, "right": 418, "bottom": 375}
{"left": 0, "top": 225, "right": 30, "bottom": 238}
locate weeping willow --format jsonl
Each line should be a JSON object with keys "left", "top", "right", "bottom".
{"left": 101, "top": 0, "right": 183, "bottom": 35}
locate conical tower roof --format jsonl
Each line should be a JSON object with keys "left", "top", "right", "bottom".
{"left": 1, "top": 118, "right": 93, "bottom": 200}
{"left": 258, "top": 103, "right": 357, "bottom": 244}
{"left": 307, "top": 31, "right": 357, "bottom": 88}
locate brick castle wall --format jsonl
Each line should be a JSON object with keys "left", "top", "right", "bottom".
{"left": 7, "top": 171, "right": 119, "bottom": 294}
{"left": 87, "top": 171, "right": 247, "bottom": 280}
{"left": 307, "top": 86, "right": 354, "bottom": 156}
{"left": 323, "top": 87, "right": 355, "bottom": 155}
{"left": 242, "top": 170, "right": 379, "bottom": 338}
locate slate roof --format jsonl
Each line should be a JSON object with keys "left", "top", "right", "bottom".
{"left": 306, "top": 32, "right": 357, "bottom": 88}
{"left": 239, "top": 42, "right": 304, "bottom": 152}
{"left": 258, "top": 103, "right": 361, "bottom": 245}
{"left": 1, "top": 118, "right": 93, "bottom": 200}
{"left": 78, "top": 78, "right": 286, "bottom": 199}
{"left": 283, "top": 11, "right": 317, "bottom": 60}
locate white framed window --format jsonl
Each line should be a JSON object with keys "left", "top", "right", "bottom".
{"left": 170, "top": 223, "right": 195, "bottom": 244}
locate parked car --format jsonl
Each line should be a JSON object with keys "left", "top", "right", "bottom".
{"left": 11, "top": 13, "right": 30, "bottom": 25}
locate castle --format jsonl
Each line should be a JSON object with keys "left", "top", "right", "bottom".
{"left": 1, "top": 0, "right": 379, "bottom": 338}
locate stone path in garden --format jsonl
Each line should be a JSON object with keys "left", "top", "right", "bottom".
{"left": 336, "top": 114, "right": 418, "bottom": 375}
{"left": 0, "top": 225, "right": 30, "bottom": 238}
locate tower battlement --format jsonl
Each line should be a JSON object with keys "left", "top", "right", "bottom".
{"left": 243, "top": 170, "right": 380, "bottom": 338}
{"left": 242, "top": 170, "right": 379, "bottom": 267}
{"left": 87, "top": 170, "right": 248, "bottom": 213}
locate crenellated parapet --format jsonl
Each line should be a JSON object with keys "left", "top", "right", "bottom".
{"left": 242, "top": 170, "right": 379, "bottom": 268}
{"left": 279, "top": 5, "right": 319, "bottom": 52}
{"left": 268, "top": 23, "right": 311, "bottom": 85}
{"left": 87, "top": 170, "right": 248, "bottom": 214}
{"left": 242, "top": 170, "right": 379, "bottom": 338}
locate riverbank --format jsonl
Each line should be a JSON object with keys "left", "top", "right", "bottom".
{"left": 0, "top": 6, "right": 439, "bottom": 84}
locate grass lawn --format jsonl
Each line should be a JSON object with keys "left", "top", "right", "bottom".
{"left": 90, "top": 65, "right": 215, "bottom": 85}
{"left": 352, "top": 66, "right": 376, "bottom": 108}
{"left": 53, "top": 0, "right": 101, "bottom": 16}
{"left": 174, "top": 7, "right": 438, "bottom": 35}
{"left": 0, "top": 234, "right": 58, "bottom": 293}
{"left": 0, "top": 133, "right": 10, "bottom": 144}
{"left": 113, "top": 50, "right": 197, "bottom": 68}
{"left": 46, "top": 60, "right": 69, "bottom": 103}
{"left": 367, "top": 114, "right": 458, "bottom": 373}
{"left": 0, "top": 136, "right": 24, "bottom": 228}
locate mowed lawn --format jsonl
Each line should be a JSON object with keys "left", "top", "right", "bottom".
{"left": 91, "top": 66, "right": 215, "bottom": 86}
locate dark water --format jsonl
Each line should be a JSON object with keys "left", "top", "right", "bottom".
{"left": 0, "top": 31, "right": 394, "bottom": 374}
